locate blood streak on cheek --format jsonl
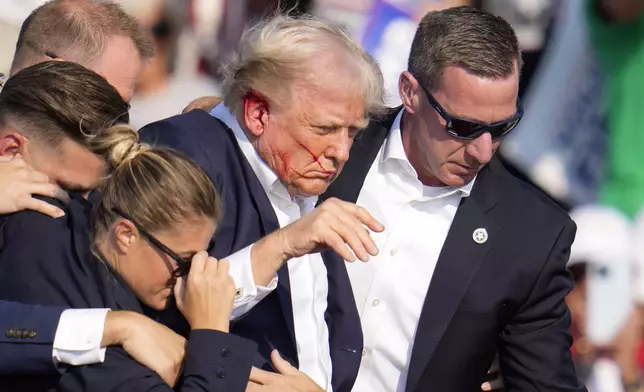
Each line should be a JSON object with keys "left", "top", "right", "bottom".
{"left": 276, "top": 150, "right": 291, "bottom": 179}
{"left": 296, "top": 141, "right": 332, "bottom": 174}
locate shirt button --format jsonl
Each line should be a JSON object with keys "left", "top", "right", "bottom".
{"left": 221, "top": 348, "right": 232, "bottom": 358}
{"left": 216, "top": 368, "right": 226, "bottom": 379}
{"left": 372, "top": 299, "right": 380, "bottom": 307}
{"left": 390, "top": 248, "right": 398, "bottom": 257}
{"left": 362, "top": 349, "right": 367, "bottom": 357}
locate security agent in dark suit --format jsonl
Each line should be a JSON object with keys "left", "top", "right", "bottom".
{"left": 319, "top": 7, "right": 585, "bottom": 392}
{"left": 0, "top": 62, "right": 201, "bottom": 382}
{"left": 0, "top": 127, "right": 257, "bottom": 391}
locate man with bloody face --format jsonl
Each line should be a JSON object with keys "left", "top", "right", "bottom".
{"left": 139, "top": 14, "right": 386, "bottom": 392}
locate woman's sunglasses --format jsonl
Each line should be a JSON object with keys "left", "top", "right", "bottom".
{"left": 416, "top": 79, "right": 523, "bottom": 140}
{"left": 112, "top": 208, "right": 193, "bottom": 278}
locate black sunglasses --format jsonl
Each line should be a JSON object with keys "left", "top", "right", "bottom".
{"left": 112, "top": 208, "right": 192, "bottom": 278}
{"left": 416, "top": 80, "right": 523, "bottom": 140}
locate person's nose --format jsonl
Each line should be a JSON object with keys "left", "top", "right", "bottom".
{"left": 465, "top": 132, "right": 494, "bottom": 165}
{"left": 326, "top": 130, "right": 353, "bottom": 166}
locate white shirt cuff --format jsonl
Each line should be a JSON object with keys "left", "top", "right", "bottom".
{"left": 227, "top": 244, "right": 278, "bottom": 319}
{"left": 52, "top": 308, "right": 110, "bottom": 366}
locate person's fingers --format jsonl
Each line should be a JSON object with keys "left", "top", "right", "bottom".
{"left": 182, "top": 96, "right": 222, "bottom": 114}
{"left": 25, "top": 169, "right": 50, "bottom": 183}
{"left": 0, "top": 153, "right": 25, "bottom": 164}
{"left": 481, "top": 377, "right": 504, "bottom": 391}
{"left": 270, "top": 350, "right": 298, "bottom": 376}
{"left": 328, "top": 199, "right": 383, "bottom": 232}
{"left": 204, "top": 256, "right": 219, "bottom": 275}
{"left": 327, "top": 216, "right": 371, "bottom": 261}
{"left": 324, "top": 229, "right": 357, "bottom": 262}
{"left": 16, "top": 195, "right": 65, "bottom": 218}
{"left": 351, "top": 204, "right": 385, "bottom": 233}
{"left": 188, "top": 251, "right": 208, "bottom": 276}
{"left": 246, "top": 381, "right": 264, "bottom": 392}
{"left": 173, "top": 277, "right": 186, "bottom": 309}
{"left": 335, "top": 212, "right": 379, "bottom": 257}
{"left": 249, "top": 367, "right": 275, "bottom": 385}
{"left": 214, "top": 258, "right": 230, "bottom": 278}
{"left": 26, "top": 182, "right": 70, "bottom": 204}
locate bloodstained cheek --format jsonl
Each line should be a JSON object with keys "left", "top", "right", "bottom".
{"left": 296, "top": 141, "right": 333, "bottom": 174}
{"left": 276, "top": 150, "right": 307, "bottom": 178}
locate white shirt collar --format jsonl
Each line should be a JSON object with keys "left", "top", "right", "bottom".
{"left": 211, "top": 104, "right": 282, "bottom": 195}
{"left": 210, "top": 104, "right": 313, "bottom": 203}
{"left": 382, "top": 108, "right": 476, "bottom": 198}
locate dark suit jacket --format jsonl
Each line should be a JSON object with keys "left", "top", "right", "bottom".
{"left": 139, "top": 110, "right": 363, "bottom": 392}
{"left": 0, "top": 196, "right": 256, "bottom": 391}
{"left": 320, "top": 108, "right": 587, "bottom": 392}
{"left": 0, "top": 300, "right": 66, "bottom": 375}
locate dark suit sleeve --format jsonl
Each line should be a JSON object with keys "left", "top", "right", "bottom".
{"left": 0, "top": 300, "right": 66, "bottom": 375}
{"left": 498, "top": 220, "right": 586, "bottom": 391}
{"left": 59, "top": 330, "right": 256, "bottom": 392}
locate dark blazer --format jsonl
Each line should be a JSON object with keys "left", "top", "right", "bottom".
{"left": 0, "top": 196, "right": 256, "bottom": 391}
{"left": 320, "top": 108, "right": 587, "bottom": 392}
{"left": 0, "top": 300, "right": 66, "bottom": 375}
{"left": 139, "top": 110, "right": 363, "bottom": 392}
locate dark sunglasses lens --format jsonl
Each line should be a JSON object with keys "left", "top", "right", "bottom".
{"left": 488, "top": 117, "right": 520, "bottom": 138}
{"left": 450, "top": 117, "right": 520, "bottom": 139}
{"left": 449, "top": 119, "right": 480, "bottom": 139}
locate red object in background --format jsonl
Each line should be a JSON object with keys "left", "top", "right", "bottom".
{"left": 638, "top": 341, "right": 644, "bottom": 369}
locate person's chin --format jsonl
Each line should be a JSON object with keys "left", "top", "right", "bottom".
{"left": 144, "top": 290, "right": 172, "bottom": 311}
{"left": 296, "top": 177, "right": 332, "bottom": 197}
{"left": 443, "top": 172, "right": 475, "bottom": 187}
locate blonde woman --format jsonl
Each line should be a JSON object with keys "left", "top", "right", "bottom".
{"left": 0, "top": 125, "right": 256, "bottom": 391}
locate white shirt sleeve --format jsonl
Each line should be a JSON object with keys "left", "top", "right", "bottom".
{"left": 227, "top": 244, "right": 278, "bottom": 320}
{"left": 52, "top": 308, "right": 110, "bottom": 366}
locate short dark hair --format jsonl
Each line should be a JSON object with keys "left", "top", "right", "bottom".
{"left": 11, "top": 0, "right": 155, "bottom": 74}
{"left": 0, "top": 61, "right": 130, "bottom": 151}
{"left": 408, "top": 6, "right": 522, "bottom": 91}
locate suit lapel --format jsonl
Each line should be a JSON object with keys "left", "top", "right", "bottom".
{"left": 405, "top": 162, "right": 499, "bottom": 392}
{"left": 219, "top": 119, "right": 297, "bottom": 349}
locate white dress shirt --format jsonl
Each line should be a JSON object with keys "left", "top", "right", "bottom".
{"left": 212, "top": 104, "right": 333, "bottom": 391}
{"left": 349, "top": 109, "right": 475, "bottom": 392}
{"left": 53, "top": 308, "right": 109, "bottom": 365}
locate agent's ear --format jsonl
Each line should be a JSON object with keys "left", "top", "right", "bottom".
{"left": 399, "top": 71, "right": 420, "bottom": 115}
{"left": 242, "top": 92, "right": 270, "bottom": 138}
{"left": 0, "top": 132, "right": 26, "bottom": 158}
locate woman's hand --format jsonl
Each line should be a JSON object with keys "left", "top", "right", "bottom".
{"left": 0, "top": 154, "right": 69, "bottom": 217}
{"left": 174, "top": 251, "right": 236, "bottom": 332}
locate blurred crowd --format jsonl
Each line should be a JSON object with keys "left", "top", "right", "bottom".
{"left": 1, "top": 0, "right": 644, "bottom": 391}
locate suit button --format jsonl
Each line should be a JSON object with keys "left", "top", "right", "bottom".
{"left": 5, "top": 329, "right": 16, "bottom": 338}
{"left": 220, "top": 348, "right": 231, "bottom": 358}
{"left": 20, "top": 329, "right": 31, "bottom": 339}
{"left": 216, "top": 368, "right": 226, "bottom": 379}
{"left": 27, "top": 330, "right": 37, "bottom": 339}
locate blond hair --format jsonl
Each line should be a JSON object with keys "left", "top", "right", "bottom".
{"left": 220, "top": 14, "right": 386, "bottom": 119}
{"left": 92, "top": 124, "right": 222, "bottom": 239}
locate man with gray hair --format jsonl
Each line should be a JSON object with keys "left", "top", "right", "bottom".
{"left": 140, "top": 13, "right": 385, "bottom": 392}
